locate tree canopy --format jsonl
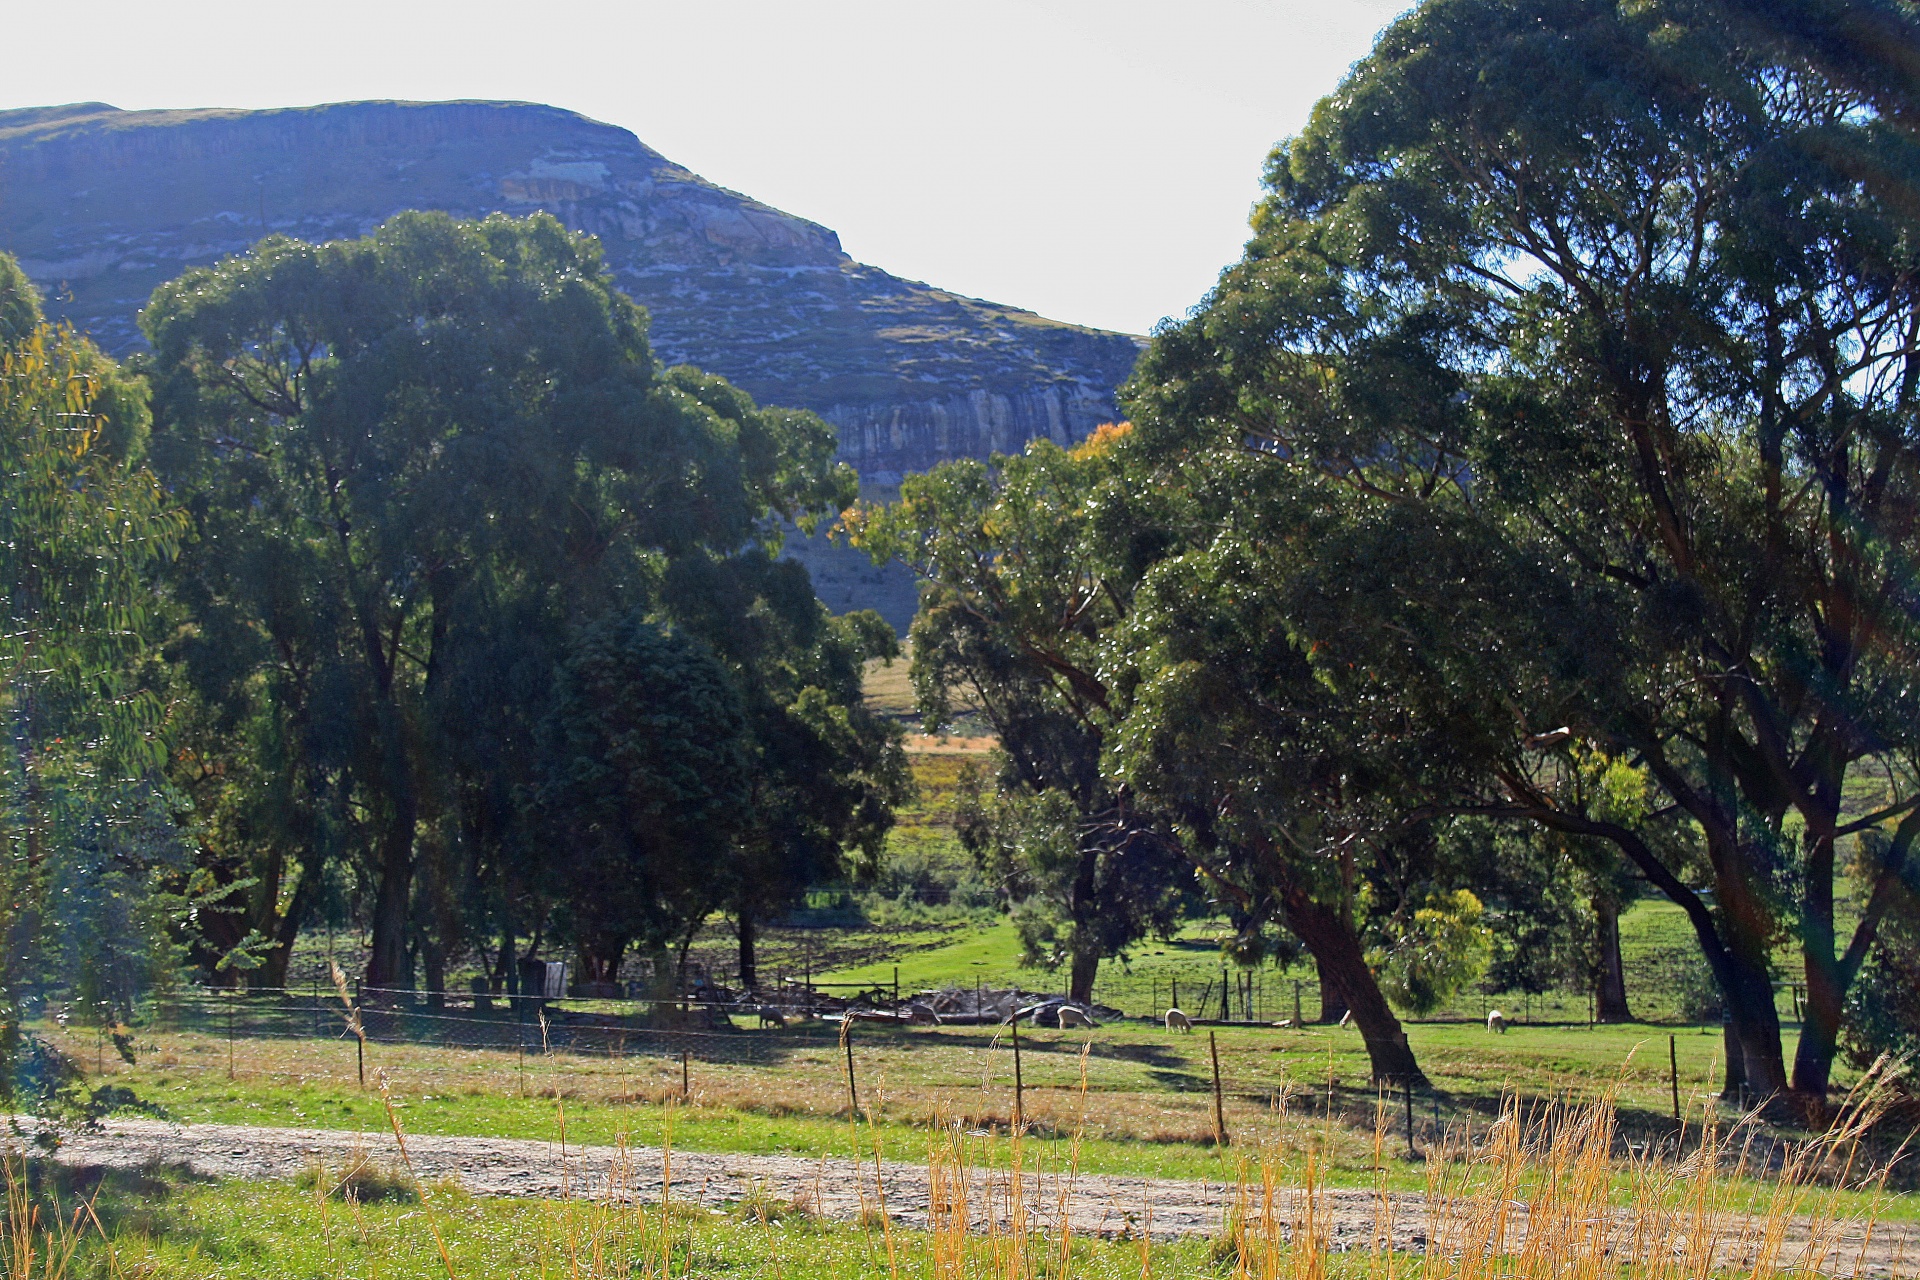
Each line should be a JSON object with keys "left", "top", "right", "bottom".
{"left": 145, "top": 211, "right": 872, "bottom": 996}
{"left": 1121, "top": 0, "right": 1920, "bottom": 1106}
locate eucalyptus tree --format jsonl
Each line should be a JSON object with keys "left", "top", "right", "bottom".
{"left": 662, "top": 549, "right": 909, "bottom": 991}
{"left": 1125, "top": 0, "right": 1920, "bottom": 1105}
{"left": 848, "top": 432, "right": 1187, "bottom": 1004}
{"left": 0, "top": 253, "right": 187, "bottom": 1051}
{"left": 537, "top": 610, "right": 749, "bottom": 992}
{"left": 145, "top": 212, "right": 854, "bottom": 991}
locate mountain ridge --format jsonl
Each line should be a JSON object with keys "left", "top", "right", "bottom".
{"left": 0, "top": 99, "right": 1143, "bottom": 485}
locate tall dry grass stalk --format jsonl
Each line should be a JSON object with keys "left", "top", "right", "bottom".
{"left": 1214, "top": 1061, "right": 1913, "bottom": 1280}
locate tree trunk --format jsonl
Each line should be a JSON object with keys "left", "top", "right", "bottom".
{"left": 251, "top": 862, "right": 321, "bottom": 992}
{"left": 1284, "top": 887, "right": 1423, "bottom": 1085}
{"left": 364, "top": 798, "right": 416, "bottom": 993}
{"left": 1791, "top": 802, "right": 1917, "bottom": 1102}
{"left": 737, "top": 908, "right": 758, "bottom": 991}
{"left": 1594, "top": 897, "right": 1631, "bottom": 1023}
{"left": 1069, "top": 950, "right": 1099, "bottom": 1004}
{"left": 572, "top": 937, "right": 626, "bottom": 989}
{"left": 498, "top": 922, "right": 518, "bottom": 997}
{"left": 422, "top": 934, "right": 446, "bottom": 1010}
{"left": 1706, "top": 919, "right": 1789, "bottom": 1103}
{"left": 1721, "top": 1016, "right": 1749, "bottom": 1103}
{"left": 1314, "top": 952, "right": 1349, "bottom": 1025}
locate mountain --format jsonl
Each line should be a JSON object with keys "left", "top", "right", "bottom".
{"left": 0, "top": 100, "right": 1141, "bottom": 482}
{"left": 0, "top": 99, "right": 1145, "bottom": 626}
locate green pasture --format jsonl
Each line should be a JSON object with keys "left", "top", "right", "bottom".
{"left": 59, "top": 1008, "right": 1903, "bottom": 1212}
{"left": 38, "top": 1164, "right": 1213, "bottom": 1280}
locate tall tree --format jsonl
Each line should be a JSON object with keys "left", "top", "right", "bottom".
{"left": 146, "top": 212, "right": 852, "bottom": 991}
{"left": 848, "top": 433, "right": 1188, "bottom": 1004}
{"left": 1125, "top": 0, "right": 1920, "bottom": 1105}
{"left": 538, "top": 611, "right": 749, "bottom": 994}
{"left": 0, "top": 253, "right": 187, "bottom": 1065}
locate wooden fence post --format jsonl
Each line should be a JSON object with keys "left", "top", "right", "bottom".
{"left": 1209, "top": 1031, "right": 1228, "bottom": 1147}
{"left": 1670, "top": 1035, "right": 1681, "bottom": 1126}
{"left": 843, "top": 1018, "right": 859, "bottom": 1117}
{"left": 1011, "top": 1015, "right": 1024, "bottom": 1130}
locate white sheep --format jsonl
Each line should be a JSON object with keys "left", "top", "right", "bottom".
{"left": 1164, "top": 1007, "right": 1193, "bottom": 1033}
{"left": 1487, "top": 1009, "right": 1508, "bottom": 1034}
{"left": 1058, "top": 1006, "right": 1098, "bottom": 1029}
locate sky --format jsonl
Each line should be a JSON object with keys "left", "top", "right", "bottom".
{"left": 0, "top": 0, "right": 1411, "bottom": 336}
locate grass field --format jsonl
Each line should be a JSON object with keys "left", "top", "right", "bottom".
{"left": 19, "top": 1054, "right": 1913, "bottom": 1280}
{"left": 47, "top": 1003, "right": 1895, "bottom": 1206}
{"left": 32, "top": 1160, "right": 1211, "bottom": 1279}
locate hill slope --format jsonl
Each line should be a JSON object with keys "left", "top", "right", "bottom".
{"left": 0, "top": 99, "right": 1142, "bottom": 484}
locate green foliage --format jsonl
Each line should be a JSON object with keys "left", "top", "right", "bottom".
{"left": 0, "top": 251, "right": 189, "bottom": 1121}
{"left": 540, "top": 612, "right": 749, "bottom": 975}
{"left": 1368, "top": 888, "right": 1491, "bottom": 1017}
{"left": 1121, "top": 0, "right": 1920, "bottom": 1100}
{"left": 136, "top": 209, "right": 889, "bottom": 1002}
{"left": 849, "top": 432, "right": 1188, "bottom": 999}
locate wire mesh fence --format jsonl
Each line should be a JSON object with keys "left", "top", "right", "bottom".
{"left": 76, "top": 982, "right": 1743, "bottom": 1136}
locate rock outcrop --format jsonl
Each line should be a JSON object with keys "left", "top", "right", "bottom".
{"left": 0, "top": 100, "right": 1143, "bottom": 483}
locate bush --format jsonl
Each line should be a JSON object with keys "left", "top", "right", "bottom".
{"left": 295, "top": 1148, "right": 418, "bottom": 1203}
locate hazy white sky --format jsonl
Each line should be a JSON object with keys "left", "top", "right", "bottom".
{"left": 0, "top": 1, "right": 1409, "bottom": 336}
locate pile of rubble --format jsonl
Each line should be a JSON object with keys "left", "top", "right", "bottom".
{"left": 893, "top": 986, "right": 1123, "bottom": 1027}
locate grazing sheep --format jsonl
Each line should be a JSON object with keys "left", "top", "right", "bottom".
{"left": 755, "top": 1005, "right": 785, "bottom": 1029}
{"left": 1058, "top": 1006, "right": 1098, "bottom": 1029}
{"left": 1338, "top": 1009, "right": 1354, "bottom": 1028}
{"left": 1487, "top": 1009, "right": 1508, "bottom": 1034}
{"left": 1165, "top": 1007, "right": 1193, "bottom": 1033}
{"left": 905, "top": 1002, "right": 940, "bottom": 1026}
{"left": 1274, "top": 1018, "right": 1294, "bottom": 1029}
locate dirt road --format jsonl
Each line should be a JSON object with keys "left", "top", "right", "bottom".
{"left": 48, "top": 1119, "right": 1916, "bottom": 1274}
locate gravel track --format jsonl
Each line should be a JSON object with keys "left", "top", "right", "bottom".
{"left": 45, "top": 1119, "right": 1919, "bottom": 1274}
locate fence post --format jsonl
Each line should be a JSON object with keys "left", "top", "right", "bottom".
{"left": 1209, "top": 1031, "right": 1228, "bottom": 1147}
{"left": 1011, "top": 1014, "right": 1024, "bottom": 1130}
{"left": 1404, "top": 1081, "right": 1417, "bottom": 1159}
{"left": 842, "top": 1018, "right": 859, "bottom": 1117}
{"left": 893, "top": 966, "right": 899, "bottom": 1006}
{"left": 227, "top": 989, "right": 235, "bottom": 1081}
{"left": 681, "top": 1049, "right": 690, "bottom": 1102}
{"left": 1670, "top": 1034, "right": 1681, "bottom": 1126}
{"left": 1294, "top": 980, "right": 1302, "bottom": 1026}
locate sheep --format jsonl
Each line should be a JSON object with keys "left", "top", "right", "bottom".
{"left": 905, "top": 1002, "right": 940, "bottom": 1026}
{"left": 1273, "top": 1018, "right": 1295, "bottom": 1029}
{"left": 755, "top": 1005, "right": 786, "bottom": 1029}
{"left": 1165, "top": 1007, "right": 1193, "bottom": 1033}
{"left": 1058, "top": 1006, "right": 1098, "bottom": 1029}
{"left": 1487, "top": 1009, "right": 1508, "bottom": 1034}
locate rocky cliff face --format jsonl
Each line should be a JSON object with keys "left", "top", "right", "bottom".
{"left": 0, "top": 99, "right": 1143, "bottom": 484}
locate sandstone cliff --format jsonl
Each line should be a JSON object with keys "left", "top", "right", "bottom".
{"left": 0, "top": 99, "right": 1142, "bottom": 484}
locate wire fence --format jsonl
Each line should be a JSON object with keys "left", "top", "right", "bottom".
{"left": 69, "top": 982, "right": 1753, "bottom": 1134}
